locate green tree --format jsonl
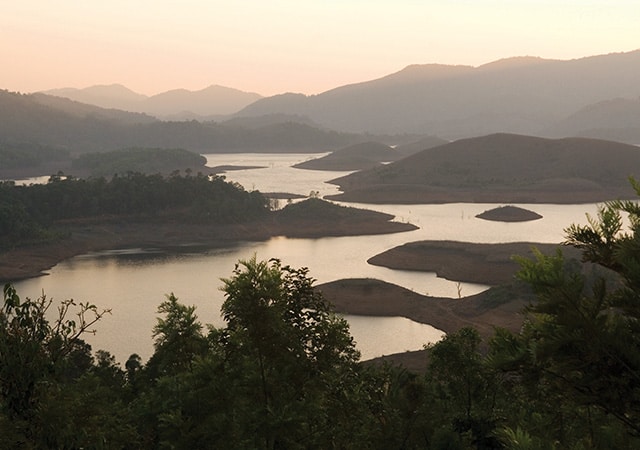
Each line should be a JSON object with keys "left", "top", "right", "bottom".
{"left": 425, "top": 327, "right": 504, "bottom": 449}
{"left": 490, "top": 181, "right": 640, "bottom": 448}
{"left": 146, "top": 293, "right": 208, "bottom": 379}
{"left": 0, "top": 284, "right": 109, "bottom": 420}
{"left": 0, "top": 284, "right": 122, "bottom": 447}
{"left": 215, "top": 256, "right": 362, "bottom": 448}
{"left": 140, "top": 257, "right": 368, "bottom": 449}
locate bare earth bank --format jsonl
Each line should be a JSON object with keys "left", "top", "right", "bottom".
{"left": 0, "top": 212, "right": 416, "bottom": 283}
{"left": 317, "top": 278, "right": 531, "bottom": 373}
{"left": 367, "top": 241, "right": 581, "bottom": 285}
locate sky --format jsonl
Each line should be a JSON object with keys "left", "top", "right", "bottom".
{"left": 2, "top": 0, "right": 639, "bottom": 97}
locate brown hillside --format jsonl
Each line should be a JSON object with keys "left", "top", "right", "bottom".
{"left": 367, "top": 241, "right": 581, "bottom": 285}
{"left": 293, "top": 141, "right": 396, "bottom": 171}
{"left": 327, "top": 133, "right": 640, "bottom": 204}
{"left": 394, "top": 135, "right": 449, "bottom": 158}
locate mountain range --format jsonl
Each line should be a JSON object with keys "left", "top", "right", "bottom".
{"left": 37, "top": 50, "right": 640, "bottom": 143}
{"left": 236, "top": 50, "right": 640, "bottom": 138}
{"left": 0, "top": 90, "right": 360, "bottom": 155}
{"left": 43, "top": 84, "right": 262, "bottom": 120}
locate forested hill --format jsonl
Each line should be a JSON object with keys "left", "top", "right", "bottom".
{"left": 0, "top": 90, "right": 360, "bottom": 153}
{"left": 0, "top": 172, "right": 269, "bottom": 248}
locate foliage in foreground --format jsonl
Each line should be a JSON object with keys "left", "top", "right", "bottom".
{"left": 2, "top": 182, "right": 640, "bottom": 448}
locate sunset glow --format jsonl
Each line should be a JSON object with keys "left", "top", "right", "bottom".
{"left": 2, "top": 0, "right": 639, "bottom": 96}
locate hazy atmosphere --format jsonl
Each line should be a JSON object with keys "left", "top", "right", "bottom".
{"left": 3, "top": 0, "right": 639, "bottom": 96}
{"left": 4, "top": 1, "right": 640, "bottom": 447}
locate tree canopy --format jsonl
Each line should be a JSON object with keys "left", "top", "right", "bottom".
{"left": 71, "top": 147, "right": 207, "bottom": 177}
{"left": 0, "top": 171, "right": 270, "bottom": 248}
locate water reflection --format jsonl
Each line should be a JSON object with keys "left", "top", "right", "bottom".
{"left": 15, "top": 246, "right": 448, "bottom": 363}
{"left": 346, "top": 315, "right": 445, "bottom": 360}
{"left": 11, "top": 152, "right": 605, "bottom": 364}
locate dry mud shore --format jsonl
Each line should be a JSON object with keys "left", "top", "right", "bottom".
{"left": 318, "top": 278, "right": 531, "bottom": 372}
{"left": 367, "top": 241, "right": 580, "bottom": 285}
{"left": 0, "top": 210, "right": 416, "bottom": 283}
{"left": 323, "top": 240, "right": 581, "bottom": 370}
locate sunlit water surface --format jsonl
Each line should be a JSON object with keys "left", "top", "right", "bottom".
{"left": 12, "top": 152, "right": 602, "bottom": 363}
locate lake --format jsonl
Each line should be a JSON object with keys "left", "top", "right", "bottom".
{"left": 12, "top": 152, "right": 602, "bottom": 363}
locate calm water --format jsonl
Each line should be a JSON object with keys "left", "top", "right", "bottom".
{"left": 12, "top": 153, "right": 602, "bottom": 363}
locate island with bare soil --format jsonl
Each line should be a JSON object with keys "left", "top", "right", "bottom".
{"left": 319, "top": 239, "right": 585, "bottom": 370}
{"left": 367, "top": 240, "right": 581, "bottom": 285}
{"left": 293, "top": 141, "right": 397, "bottom": 171}
{"left": 475, "top": 205, "right": 542, "bottom": 222}
{"left": 327, "top": 133, "right": 640, "bottom": 204}
{"left": 0, "top": 197, "right": 415, "bottom": 283}
{"left": 317, "top": 278, "right": 532, "bottom": 372}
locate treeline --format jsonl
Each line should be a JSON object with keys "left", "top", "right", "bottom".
{"left": 2, "top": 188, "right": 640, "bottom": 448}
{"left": 0, "top": 172, "right": 269, "bottom": 248}
{"left": 0, "top": 141, "right": 69, "bottom": 169}
{"left": 71, "top": 147, "right": 208, "bottom": 177}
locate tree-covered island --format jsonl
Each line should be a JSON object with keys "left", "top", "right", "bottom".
{"left": 0, "top": 170, "right": 415, "bottom": 281}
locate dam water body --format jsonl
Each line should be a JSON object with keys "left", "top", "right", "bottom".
{"left": 12, "top": 152, "right": 602, "bottom": 363}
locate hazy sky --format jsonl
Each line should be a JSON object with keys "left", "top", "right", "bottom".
{"left": 2, "top": 0, "right": 639, "bottom": 96}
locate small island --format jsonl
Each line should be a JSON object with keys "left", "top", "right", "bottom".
{"left": 327, "top": 134, "right": 640, "bottom": 204}
{"left": 0, "top": 177, "right": 416, "bottom": 283}
{"left": 475, "top": 205, "right": 542, "bottom": 222}
{"left": 293, "top": 141, "right": 396, "bottom": 171}
{"left": 317, "top": 278, "right": 531, "bottom": 372}
{"left": 208, "top": 164, "right": 266, "bottom": 173}
{"left": 366, "top": 240, "right": 580, "bottom": 285}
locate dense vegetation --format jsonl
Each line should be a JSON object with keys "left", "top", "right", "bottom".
{"left": 71, "top": 147, "right": 208, "bottom": 177}
{"left": 2, "top": 183, "right": 640, "bottom": 448}
{"left": 0, "top": 172, "right": 269, "bottom": 248}
{"left": 0, "top": 141, "right": 69, "bottom": 169}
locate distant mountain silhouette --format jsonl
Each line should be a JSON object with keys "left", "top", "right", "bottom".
{"left": 544, "top": 97, "right": 640, "bottom": 144}
{"left": 0, "top": 90, "right": 359, "bottom": 154}
{"left": 43, "top": 84, "right": 262, "bottom": 118}
{"left": 236, "top": 50, "right": 640, "bottom": 138}
{"left": 44, "top": 84, "right": 147, "bottom": 111}
{"left": 36, "top": 50, "right": 640, "bottom": 142}
{"left": 0, "top": 90, "right": 156, "bottom": 151}
{"left": 29, "top": 92, "right": 156, "bottom": 124}
{"left": 143, "top": 85, "right": 262, "bottom": 118}
{"left": 327, "top": 133, "right": 640, "bottom": 204}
